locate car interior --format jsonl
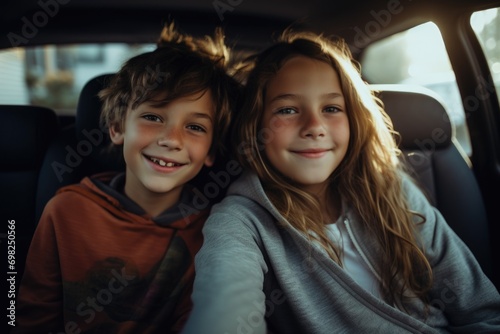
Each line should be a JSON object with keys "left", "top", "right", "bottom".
{"left": 1, "top": 0, "right": 499, "bottom": 330}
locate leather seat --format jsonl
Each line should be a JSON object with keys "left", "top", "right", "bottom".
{"left": 372, "top": 84, "right": 493, "bottom": 282}
{"left": 35, "top": 73, "right": 125, "bottom": 223}
{"left": 0, "top": 105, "right": 58, "bottom": 293}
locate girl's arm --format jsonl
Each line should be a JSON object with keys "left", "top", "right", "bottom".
{"left": 181, "top": 199, "right": 269, "bottom": 334}
{"left": 403, "top": 177, "right": 500, "bottom": 332}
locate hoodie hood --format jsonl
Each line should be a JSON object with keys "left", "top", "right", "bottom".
{"left": 226, "top": 169, "right": 287, "bottom": 224}
{"left": 57, "top": 171, "right": 207, "bottom": 229}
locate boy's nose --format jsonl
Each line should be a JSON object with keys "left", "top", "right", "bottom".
{"left": 157, "top": 126, "right": 182, "bottom": 149}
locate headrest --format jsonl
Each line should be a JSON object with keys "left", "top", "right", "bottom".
{"left": 371, "top": 84, "right": 454, "bottom": 150}
{"left": 0, "top": 105, "right": 58, "bottom": 171}
{"left": 75, "top": 73, "right": 124, "bottom": 171}
{"left": 76, "top": 73, "right": 114, "bottom": 142}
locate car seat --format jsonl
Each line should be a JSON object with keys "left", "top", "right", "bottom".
{"left": 35, "top": 73, "right": 125, "bottom": 223}
{"left": 372, "top": 84, "right": 494, "bottom": 283}
{"left": 0, "top": 105, "right": 59, "bottom": 294}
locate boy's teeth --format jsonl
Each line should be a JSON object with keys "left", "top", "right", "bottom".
{"left": 150, "top": 157, "right": 176, "bottom": 167}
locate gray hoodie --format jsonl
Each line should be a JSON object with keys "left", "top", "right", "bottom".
{"left": 182, "top": 170, "right": 500, "bottom": 334}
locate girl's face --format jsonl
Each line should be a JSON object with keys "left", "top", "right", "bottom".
{"left": 261, "top": 56, "right": 350, "bottom": 194}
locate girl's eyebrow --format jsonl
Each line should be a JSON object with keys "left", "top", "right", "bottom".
{"left": 268, "top": 92, "right": 344, "bottom": 104}
{"left": 267, "top": 93, "right": 297, "bottom": 104}
{"left": 321, "top": 92, "right": 344, "bottom": 100}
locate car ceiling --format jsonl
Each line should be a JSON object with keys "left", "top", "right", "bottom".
{"left": 0, "top": 0, "right": 499, "bottom": 54}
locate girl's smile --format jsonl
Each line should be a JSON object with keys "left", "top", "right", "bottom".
{"left": 290, "top": 148, "right": 332, "bottom": 158}
{"left": 261, "top": 55, "right": 350, "bottom": 194}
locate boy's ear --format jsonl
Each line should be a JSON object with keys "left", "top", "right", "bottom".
{"left": 109, "top": 124, "right": 124, "bottom": 145}
{"left": 204, "top": 154, "right": 214, "bottom": 168}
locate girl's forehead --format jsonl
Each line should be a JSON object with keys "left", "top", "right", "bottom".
{"left": 266, "top": 56, "right": 341, "bottom": 94}
{"left": 278, "top": 56, "right": 336, "bottom": 74}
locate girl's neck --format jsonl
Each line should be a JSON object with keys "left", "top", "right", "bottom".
{"left": 323, "top": 190, "right": 341, "bottom": 224}
{"left": 309, "top": 184, "right": 341, "bottom": 224}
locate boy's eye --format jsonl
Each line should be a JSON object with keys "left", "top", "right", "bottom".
{"left": 186, "top": 124, "right": 207, "bottom": 133}
{"left": 142, "top": 114, "right": 162, "bottom": 122}
{"left": 276, "top": 107, "right": 297, "bottom": 115}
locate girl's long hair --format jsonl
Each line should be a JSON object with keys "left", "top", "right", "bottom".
{"left": 232, "top": 30, "right": 432, "bottom": 309}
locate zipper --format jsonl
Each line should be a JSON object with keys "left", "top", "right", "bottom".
{"left": 343, "top": 217, "right": 383, "bottom": 283}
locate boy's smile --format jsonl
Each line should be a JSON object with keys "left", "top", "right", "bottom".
{"left": 262, "top": 56, "right": 350, "bottom": 195}
{"left": 144, "top": 154, "right": 186, "bottom": 168}
{"left": 110, "top": 90, "right": 215, "bottom": 216}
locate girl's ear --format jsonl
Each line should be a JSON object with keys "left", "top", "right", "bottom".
{"left": 109, "top": 124, "right": 124, "bottom": 145}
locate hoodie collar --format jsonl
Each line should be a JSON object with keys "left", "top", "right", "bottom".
{"left": 88, "top": 172, "right": 203, "bottom": 227}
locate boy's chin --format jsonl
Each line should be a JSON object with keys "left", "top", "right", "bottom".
{"left": 144, "top": 183, "right": 184, "bottom": 195}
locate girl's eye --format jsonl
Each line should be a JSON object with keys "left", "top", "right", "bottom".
{"left": 142, "top": 114, "right": 162, "bottom": 122}
{"left": 324, "top": 106, "right": 342, "bottom": 113}
{"left": 186, "top": 124, "right": 207, "bottom": 133}
{"left": 276, "top": 107, "right": 297, "bottom": 115}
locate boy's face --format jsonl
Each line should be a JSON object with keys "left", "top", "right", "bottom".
{"left": 110, "top": 90, "right": 215, "bottom": 213}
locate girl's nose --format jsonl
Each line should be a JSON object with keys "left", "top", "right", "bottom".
{"left": 300, "top": 112, "right": 326, "bottom": 139}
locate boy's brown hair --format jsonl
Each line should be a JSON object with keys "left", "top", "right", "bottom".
{"left": 99, "top": 22, "right": 240, "bottom": 158}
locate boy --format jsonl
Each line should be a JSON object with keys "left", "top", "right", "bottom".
{"left": 13, "top": 24, "right": 239, "bottom": 333}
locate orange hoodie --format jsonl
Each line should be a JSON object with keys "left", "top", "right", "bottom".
{"left": 13, "top": 172, "right": 209, "bottom": 334}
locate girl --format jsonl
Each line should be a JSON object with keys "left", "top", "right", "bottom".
{"left": 181, "top": 30, "right": 500, "bottom": 334}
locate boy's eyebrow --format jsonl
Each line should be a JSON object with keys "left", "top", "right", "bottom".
{"left": 268, "top": 92, "right": 344, "bottom": 104}
{"left": 190, "top": 111, "right": 214, "bottom": 123}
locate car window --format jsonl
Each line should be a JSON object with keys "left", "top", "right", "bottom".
{"left": 0, "top": 43, "right": 156, "bottom": 115}
{"left": 360, "top": 22, "right": 472, "bottom": 155}
{"left": 471, "top": 7, "right": 500, "bottom": 103}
